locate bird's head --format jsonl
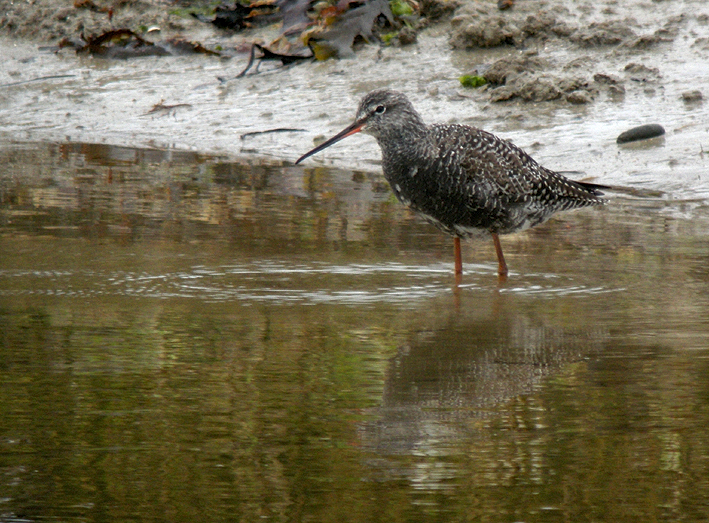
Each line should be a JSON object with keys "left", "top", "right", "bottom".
{"left": 295, "top": 89, "right": 419, "bottom": 164}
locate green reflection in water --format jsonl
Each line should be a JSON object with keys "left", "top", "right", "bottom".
{"left": 1, "top": 142, "right": 709, "bottom": 522}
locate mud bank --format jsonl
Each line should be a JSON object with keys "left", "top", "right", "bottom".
{"left": 0, "top": 0, "right": 708, "bottom": 203}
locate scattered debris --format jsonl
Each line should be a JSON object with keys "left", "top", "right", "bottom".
{"left": 459, "top": 75, "right": 487, "bottom": 88}
{"left": 192, "top": 2, "right": 252, "bottom": 30}
{"left": 241, "top": 128, "right": 307, "bottom": 139}
{"left": 0, "top": 74, "right": 76, "bottom": 88}
{"left": 189, "top": 0, "right": 409, "bottom": 63}
{"left": 390, "top": 0, "right": 414, "bottom": 17}
{"left": 58, "top": 29, "right": 223, "bottom": 59}
{"left": 142, "top": 100, "right": 193, "bottom": 117}
{"left": 192, "top": 2, "right": 279, "bottom": 31}
{"left": 304, "top": 0, "right": 396, "bottom": 59}
{"left": 50, "top": 1, "right": 417, "bottom": 71}
{"left": 233, "top": 43, "right": 312, "bottom": 78}
{"left": 279, "top": 0, "right": 317, "bottom": 34}
{"left": 58, "top": 29, "right": 165, "bottom": 58}
{"left": 617, "top": 124, "right": 665, "bottom": 144}
{"left": 385, "top": 24, "right": 417, "bottom": 45}
{"left": 160, "top": 38, "right": 222, "bottom": 57}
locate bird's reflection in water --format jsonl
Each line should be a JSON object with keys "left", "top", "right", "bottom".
{"left": 361, "top": 305, "right": 606, "bottom": 460}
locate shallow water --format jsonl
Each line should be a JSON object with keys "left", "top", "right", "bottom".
{"left": 2, "top": 141, "right": 709, "bottom": 523}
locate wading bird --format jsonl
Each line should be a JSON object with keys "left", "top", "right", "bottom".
{"left": 296, "top": 89, "right": 606, "bottom": 278}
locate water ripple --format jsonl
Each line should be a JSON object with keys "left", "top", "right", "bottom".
{"left": 0, "top": 261, "right": 625, "bottom": 305}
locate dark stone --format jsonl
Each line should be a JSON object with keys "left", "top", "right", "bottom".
{"left": 616, "top": 124, "right": 665, "bottom": 144}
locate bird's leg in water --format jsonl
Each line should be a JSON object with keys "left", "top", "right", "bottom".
{"left": 453, "top": 237, "right": 463, "bottom": 275}
{"left": 492, "top": 233, "right": 508, "bottom": 277}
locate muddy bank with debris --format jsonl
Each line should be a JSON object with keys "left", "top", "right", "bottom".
{"left": 447, "top": 0, "right": 709, "bottom": 104}
{"left": 0, "top": 0, "right": 204, "bottom": 42}
{"left": 0, "top": 0, "right": 708, "bottom": 202}
{"left": 3, "top": 0, "right": 707, "bottom": 104}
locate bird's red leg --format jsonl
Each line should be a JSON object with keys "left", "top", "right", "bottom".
{"left": 453, "top": 237, "right": 463, "bottom": 275}
{"left": 492, "top": 233, "right": 508, "bottom": 277}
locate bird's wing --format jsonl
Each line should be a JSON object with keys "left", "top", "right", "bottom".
{"left": 432, "top": 125, "right": 604, "bottom": 205}
{"left": 429, "top": 125, "right": 535, "bottom": 199}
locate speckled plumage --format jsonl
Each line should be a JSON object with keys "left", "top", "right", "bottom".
{"left": 296, "top": 88, "right": 607, "bottom": 276}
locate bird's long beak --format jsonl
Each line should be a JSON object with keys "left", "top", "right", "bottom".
{"left": 295, "top": 118, "right": 367, "bottom": 164}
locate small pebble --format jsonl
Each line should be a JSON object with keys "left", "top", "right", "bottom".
{"left": 616, "top": 124, "right": 665, "bottom": 144}
{"left": 681, "top": 90, "right": 703, "bottom": 102}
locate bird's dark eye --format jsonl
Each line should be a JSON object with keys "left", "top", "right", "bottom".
{"left": 374, "top": 105, "right": 386, "bottom": 115}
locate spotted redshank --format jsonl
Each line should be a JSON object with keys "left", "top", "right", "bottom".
{"left": 295, "top": 89, "right": 606, "bottom": 277}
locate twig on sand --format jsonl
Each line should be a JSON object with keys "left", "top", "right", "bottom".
{"left": 0, "top": 74, "right": 76, "bottom": 88}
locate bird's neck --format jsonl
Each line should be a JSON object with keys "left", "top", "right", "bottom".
{"left": 375, "top": 122, "right": 436, "bottom": 165}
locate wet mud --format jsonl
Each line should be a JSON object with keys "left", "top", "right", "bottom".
{"left": 448, "top": 0, "right": 708, "bottom": 104}
{"left": 0, "top": 0, "right": 707, "bottom": 206}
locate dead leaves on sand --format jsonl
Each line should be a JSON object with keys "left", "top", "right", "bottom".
{"left": 303, "top": 0, "right": 396, "bottom": 60}
{"left": 58, "top": 0, "right": 418, "bottom": 77}
{"left": 200, "top": 0, "right": 416, "bottom": 62}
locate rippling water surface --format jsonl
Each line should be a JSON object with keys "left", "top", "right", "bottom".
{"left": 1, "top": 142, "right": 709, "bottom": 522}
